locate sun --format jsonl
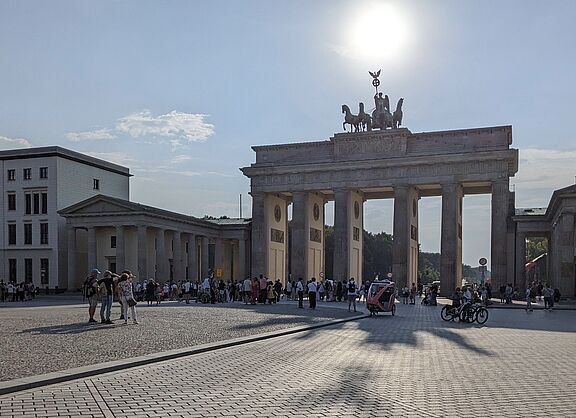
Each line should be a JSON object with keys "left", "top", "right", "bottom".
{"left": 347, "top": 3, "right": 410, "bottom": 61}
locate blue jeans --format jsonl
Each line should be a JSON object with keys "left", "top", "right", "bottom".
{"left": 100, "top": 295, "right": 113, "bottom": 321}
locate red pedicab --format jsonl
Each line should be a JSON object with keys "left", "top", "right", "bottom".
{"left": 367, "top": 280, "right": 396, "bottom": 316}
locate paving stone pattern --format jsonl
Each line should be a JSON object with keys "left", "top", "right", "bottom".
{"left": 0, "top": 301, "right": 356, "bottom": 381}
{"left": 1, "top": 303, "right": 576, "bottom": 417}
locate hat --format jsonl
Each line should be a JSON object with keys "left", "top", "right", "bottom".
{"left": 91, "top": 268, "right": 101, "bottom": 274}
{"left": 103, "top": 270, "right": 112, "bottom": 278}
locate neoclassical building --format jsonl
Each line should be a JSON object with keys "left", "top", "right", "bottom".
{"left": 59, "top": 195, "right": 250, "bottom": 290}
{"left": 513, "top": 184, "right": 576, "bottom": 297}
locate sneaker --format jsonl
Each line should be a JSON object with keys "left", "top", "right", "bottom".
{"left": 105, "top": 320, "right": 113, "bottom": 324}
{"left": 88, "top": 318, "right": 97, "bottom": 323}
{"left": 133, "top": 320, "right": 139, "bottom": 324}
{"left": 101, "top": 319, "right": 106, "bottom": 324}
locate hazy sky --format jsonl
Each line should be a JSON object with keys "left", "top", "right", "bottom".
{"left": 1, "top": 0, "right": 575, "bottom": 267}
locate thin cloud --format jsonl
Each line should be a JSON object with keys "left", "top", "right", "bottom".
{"left": 116, "top": 110, "right": 214, "bottom": 145}
{"left": 0, "top": 135, "right": 33, "bottom": 149}
{"left": 84, "top": 151, "right": 140, "bottom": 168}
{"left": 66, "top": 110, "right": 214, "bottom": 148}
{"left": 66, "top": 129, "right": 116, "bottom": 142}
{"left": 171, "top": 155, "right": 192, "bottom": 164}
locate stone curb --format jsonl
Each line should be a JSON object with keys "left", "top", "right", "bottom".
{"left": 0, "top": 312, "right": 368, "bottom": 396}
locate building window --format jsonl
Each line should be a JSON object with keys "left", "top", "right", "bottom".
{"left": 40, "top": 258, "right": 49, "bottom": 284}
{"left": 8, "top": 193, "right": 16, "bottom": 211}
{"left": 33, "top": 193, "right": 40, "bottom": 214}
{"left": 25, "top": 193, "right": 31, "bottom": 214}
{"left": 41, "top": 192, "right": 47, "bottom": 214}
{"left": 25, "top": 258, "right": 33, "bottom": 283}
{"left": 8, "top": 224, "right": 16, "bottom": 245}
{"left": 110, "top": 235, "right": 117, "bottom": 248}
{"left": 40, "top": 223, "right": 48, "bottom": 244}
{"left": 24, "top": 223, "right": 32, "bottom": 245}
{"left": 23, "top": 168, "right": 32, "bottom": 180}
{"left": 9, "top": 259, "right": 17, "bottom": 282}
{"left": 39, "top": 167, "right": 48, "bottom": 179}
{"left": 7, "top": 169, "right": 15, "bottom": 181}
{"left": 93, "top": 178, "right": 100, "bottom": 190}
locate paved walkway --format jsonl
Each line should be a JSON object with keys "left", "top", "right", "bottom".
{"left": 1, "top": 302, "right": 575, "bottom": 417}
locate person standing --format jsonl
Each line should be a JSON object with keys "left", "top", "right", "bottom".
{"left": 118, "top": 271, "right": 138, "bottom": 324}
{"left": 84, "top": 269, "right": 100, "bottom": 323}
{"left": 258, "top": 275, "right": 267, "bottom": 304}
{"left": 296, "top": 278, "right": 304, "bottom": 308}
{"left": 308, "top": 278, "right": 317, "bottom": 309}
{"left": 98, "top": 271, "right": 116, "bottom": 324}
{"left": 410, "top": 283, "right": 417, "bottom": 305}
{"left": 543, "top": 283, "right": 554, "bottom": 311}
{"left": 525, "top": 286, "right": 533, "bottom": 312}
{"left": 243, "top": 277, "right": 252, "bottom": 304}
{"left": 347, "top": 278, "right": 357, "bottom": 312}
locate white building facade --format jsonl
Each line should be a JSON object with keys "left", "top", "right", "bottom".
{"left": 0, "top": 147, "right": 130, "bottom": 289}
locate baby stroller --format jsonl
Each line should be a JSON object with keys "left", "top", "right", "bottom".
{"left": 367, "top": 280, "right": 396, "bottom": 316}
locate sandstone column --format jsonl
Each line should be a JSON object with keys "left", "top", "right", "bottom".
{"left": 115, "top": 225, "right": 125, "bottom": 272}
{"left": 87, "top": 226, "right": 97, "bottom": 271}
{"left": 491, "top": 179, "right": 510, "bottom": 292}
{"left": 187, "top": 233, "right": 197, "bottom": 281}
{"left": 173, "top": 231, "right": 182, "bottom": 281}
{"left": 333, "top": 189, "right": 349, "bottom": 282}
{"left": 238, "top": 238, "right": 246, "bottom": 280}
{"left": 137, "top": 225, "right": 148, "bottom": 280}
{"left": 201, "top": 236, "right": 209, "bottom": 278}
{"left": 291, "top": 191, "right": 307, "bottom": 280}
{"left": 515, "top": 231, "right": 526, "bottom": 290}
{"left": 214, "top": 237, "right": 223, "bottom": 276}
{"left": 156, "top": 228, "right": 166, "bottom": 281}
{"left": 250, "top": 192, "right": 266, "bottom": 277}
{"left": 440, "top": 183, "right": 463, "bottom": 296}
{"left": 67, "top": 226, "right": 76, "bottom": 289}
{"left": 392, "top": 186, "right": 409, "bottom": 286}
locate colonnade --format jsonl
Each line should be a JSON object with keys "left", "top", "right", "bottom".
{"left": 67, "top": 224, "right": 248, "bottom": 289}
{"left": 250, "top": 179, "right": 510, "bottom": 296}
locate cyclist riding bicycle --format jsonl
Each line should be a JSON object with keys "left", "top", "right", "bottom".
{"left": 451, "top": 288, "right": 462, "bottom": 309}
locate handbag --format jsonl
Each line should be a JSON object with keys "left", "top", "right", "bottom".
{"left": 127, "top": 298, "right": 137, "bottom": 307}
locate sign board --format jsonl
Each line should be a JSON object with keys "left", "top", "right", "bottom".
{"left": 319, "top": 272, "right": 324, "bottom": 278}
{"left": 216, "top": 268, "right": 223, "bottom": 278}
{"left": 387, "top": 272, "right": 393, "bottom": 278}
{"left": 479, "top": 257, "right": 487, "bottom": 266}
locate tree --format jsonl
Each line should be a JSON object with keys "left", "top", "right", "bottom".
{"left": 526, "top": 237, "right": 548, "bottom": 262}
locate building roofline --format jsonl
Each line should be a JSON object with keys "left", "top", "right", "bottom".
{"left": 0, "top": 146, "right": 132, "bottom": 177}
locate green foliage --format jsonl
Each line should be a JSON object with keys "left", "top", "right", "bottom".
{"left": 526, "top": 237, "right": 548, "bottom": 261}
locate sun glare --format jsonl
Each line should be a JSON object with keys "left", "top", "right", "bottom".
{"left": 347, "top": 3, "right": 410, "bottom": 61}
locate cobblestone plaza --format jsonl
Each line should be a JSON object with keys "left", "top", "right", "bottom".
{"left": 1, "top": 301, "right": 575, "bottom": 417}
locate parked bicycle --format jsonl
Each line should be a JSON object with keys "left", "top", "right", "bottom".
{"left": 441, "top": 301, "right": 489, "bottom": 324}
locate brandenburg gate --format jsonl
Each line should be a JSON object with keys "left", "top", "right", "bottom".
{"left": 241, "top": 75, "right": 518, "bottom": 296}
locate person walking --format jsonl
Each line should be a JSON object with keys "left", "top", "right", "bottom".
{"left": 98, "top": 271, "right": 116, "bottom": 324}
{"left": 296, "top": 278, "right": 304, "bottom": 308}
{"left": 84, "top": 269, "right": 100, "bottom": 323}
{"left": 118, "top": 271, "right": 138, "bottom": 324}
{"left": 307, "top": 278, "right": 317, "bottom": 309}
{"left": 347, "top": 278, "right": 357, "bottom": 312}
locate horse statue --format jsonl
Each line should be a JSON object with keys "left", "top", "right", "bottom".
{"left": 371, "top": 106, "right": 393, "bottom": 130}
{"left": 342, "top": 104, "right": 360, "bottom": 132}
{"left": 393, "top": 98, "right": 403, "bottom": 129}
{"left": 357, "top": 102, "right": 372, "bottom": 132}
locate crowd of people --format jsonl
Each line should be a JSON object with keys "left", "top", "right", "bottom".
{"left": 0, "top": 280, "right": 39, "bottom": 302}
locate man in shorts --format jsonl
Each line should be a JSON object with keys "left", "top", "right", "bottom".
{"left": 85, "top": 269, "right": 100, "bottom": 323}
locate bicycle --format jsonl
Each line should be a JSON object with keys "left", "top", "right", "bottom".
{"left": 440, "top": 301, "right": 470, "bottom": 321}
